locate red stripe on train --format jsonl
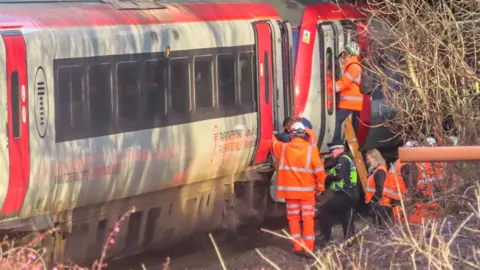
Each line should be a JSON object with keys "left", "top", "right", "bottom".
{"left": 1, "top": 33, "right": 30, "bottom": 214}
{"left": 0, "top": 3, "right": 280, "bottom": 29}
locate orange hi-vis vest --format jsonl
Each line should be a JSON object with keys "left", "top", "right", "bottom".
{"left": 335, "top": 56, "right": 363, "bottom": 111}
{"left": 416, "top": 162, "right": 446, "bottom": 197}
{"left": 385, "top": 159, "right": 409, "bottom": 200}
{"left": 305, "top": 128, "right": 318, "bottom": 146}
{"left": 272, "top": 137, "right": 326, "bottom": 200}
{"left": 365, "top": 164, "right": 391, "bottom": 206}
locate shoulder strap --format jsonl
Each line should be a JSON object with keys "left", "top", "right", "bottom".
{"left": 343, "top": 62, "right": 362, "bottom": 87}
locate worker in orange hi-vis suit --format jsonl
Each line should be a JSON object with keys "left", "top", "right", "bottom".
{"left": 271, "top": 122, "right": 326, "bottom": 257}
{"left": 388, "top": 140, "right": 419, "bottom": 223}
{"left": 409, "top": 137, "right": 447, "bottom": 224}
{"left": 332, "top": 41, "right": 363, "bottom": 143}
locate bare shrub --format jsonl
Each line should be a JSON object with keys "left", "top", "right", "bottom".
{"left": 361, "top": 0, "right": 480, "bottom": 145}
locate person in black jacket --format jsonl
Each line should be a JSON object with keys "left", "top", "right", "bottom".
{"left": 315, "top": 141, "right": 360, "bottom": 247}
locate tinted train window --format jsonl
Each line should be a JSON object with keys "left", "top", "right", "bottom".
{"left": 11, "top": 71, "right": 20, "bottom": 139}
{"left": 170, "top": 59, "right": 190, "bottom": 113}
{"left": 326, "top": 48, "right": 335, "bottom": 115}
{"left": 117, "top": 62, "right": 139, "bottom": 123}
{"left": 57, "top": 66, "right": 84, "bottom": 131}
{"left": 217, "top": 54, "right": 235, "bottom": 106}
{"left": 194, "top": 56, "right": 213, "bottom": 109}
{"left": 239, "top": 52, "right": 254, "bottom": 104}
{"left": 88, "top": 64, "right": 112, "bottom": 130}
{"left": 144, "top": 60, "right": 167, "bottom": 124}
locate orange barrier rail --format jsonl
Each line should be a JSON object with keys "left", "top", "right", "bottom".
{"left": 399, "top": 146, "right": 480, "bottom": 162}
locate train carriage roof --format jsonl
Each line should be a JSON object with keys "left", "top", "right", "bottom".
{"left": 0, "top": 0, "right": 365, "bottom": 28}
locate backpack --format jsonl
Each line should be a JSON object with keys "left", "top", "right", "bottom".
{"left": 344, "top": 60, "right": 380, "bottom": 95}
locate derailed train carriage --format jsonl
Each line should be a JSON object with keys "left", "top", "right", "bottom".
{"left": 0, "top": 0, "right": 399, "bottom": 264}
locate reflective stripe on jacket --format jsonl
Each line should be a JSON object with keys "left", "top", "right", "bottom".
{"left": 336, "top": 56, "right": 363, "bottom": 111}
{"left": 365, "top": 164, "right": 390, "bottom": 206}
{"left": 272, "top": 137, "right": 326, "bottom": 200}
{"left": 385, "top": 159, "right": 409, "bottom": 200}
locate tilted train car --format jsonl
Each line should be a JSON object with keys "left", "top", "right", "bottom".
{"left": 272, "top": 0, "right": 401, "bottom": 154}
{"left": 0, "top": 0, "right": 297, "bottom": 264}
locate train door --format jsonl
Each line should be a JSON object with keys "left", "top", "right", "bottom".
{"left": 0, "top": 31, "right": 30, "bottom": 215}
{"left": 317, "top": 22, "right": 339, "bottom": 153}
{"left": 276, "top": 21, "right": 294, "bottom": 127}
{"left": 252, "top": 21, "right": 274, "bottom": 164}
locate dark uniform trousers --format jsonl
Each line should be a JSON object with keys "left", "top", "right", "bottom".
{"left": 316, "top": 187, "right": 359, "bottom": 242}
{"left": 369, "top": 202, "right": 394, "bottom": 228}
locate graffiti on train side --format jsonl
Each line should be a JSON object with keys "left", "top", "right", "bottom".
{"left": 211, "top": 124, "right": 258, "bottom": 162}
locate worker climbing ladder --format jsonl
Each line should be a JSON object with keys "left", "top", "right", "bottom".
{"left": 343, "top": 117, "right": 368, "bottom": 191}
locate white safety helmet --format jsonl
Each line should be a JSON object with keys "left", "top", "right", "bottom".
{"left": 289, "top": 122, "right": 306, "bottom": 137}
{"left": 404, "top": 140, "right": 418, "bottom": 147}
{"left": 449, "top": 136, "right": 459, "bottom": 146}
{"left": 343, "top": 41, "right": 360, "bottom": 57}
{"left": 426, "top": 137, "right": 437, "bottom": 146}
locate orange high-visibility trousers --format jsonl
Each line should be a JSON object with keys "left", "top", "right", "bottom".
{"left": 409, "top": 201, "right": 440, "bottom": 224}
{"left": 286, "top": 199, "right": 316, "bottom": 252}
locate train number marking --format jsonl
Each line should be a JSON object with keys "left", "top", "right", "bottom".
{"left": 21, "top": 85, "right": 26, "bottom": 103}
{"left": 22, "top": 106, "right": 26, "bottom": 123}
{"left": 302, "top": 30, "right": 310, "bottom": 44}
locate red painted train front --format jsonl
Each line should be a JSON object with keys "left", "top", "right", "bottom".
{"left": 0, "top": 0, "right": 398, "bottom": 265}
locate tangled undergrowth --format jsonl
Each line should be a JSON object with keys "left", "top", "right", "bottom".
{"left": 0, "top": 207, "right": 137, "bottom": 270}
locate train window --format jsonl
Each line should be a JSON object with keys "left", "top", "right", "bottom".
{"left": 170, "top": 58, "right": 190, "bottom": 114}
{"left": 239, "top": 52, "right": 254, "bottom": 104}
{"left": 326, "top": 48, "right": 335, "bottom": 115}
{"left": 57, "top": 66, "right": 84, "bottom": 132}
{"left": 11, "top": 71, "right": 20, "bottom": 139}
{"left": 88, "top": 64, "right": 112, "bottom": 130}
{"left": 217, "top": 54, "right": 236, "bottom": 106}
{"left": 117, "top": 62, "right": 139, "bottom": 123}
{"left": 263, "top": 51, "right": 270, "bottom": 104}
{"left": 143, "top": 60, "right": 167, "bottom": 124}
{"left": 194, "top": 56, "right": 213, "bottom": 109}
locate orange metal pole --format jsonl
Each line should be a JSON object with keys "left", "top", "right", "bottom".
{"left": 399, "top": 146, "right": 480, "bottom": 162}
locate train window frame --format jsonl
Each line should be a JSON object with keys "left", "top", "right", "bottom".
{"left": 116, "top": 61, "right": 140, "bottom": 126}
{"left": 326, "top": 47, "right": 335, "bottom": 115}
{"left": 193, "top": 55, "right": 214, "bottom": 110}
{"left": 56, "top": 65, "right": 86, "bottom": 139}
{"left": 143, "top": 59, "right": 167, "bottom": 126}
{"left": 238, "top": 51, "right": 255, "bottom": 106}
{"left": 216, "top": 53, "right": 236, "bottom": 107}
{"left": 169, "top": 57, "right": 191, "bottom": 114}
{"left": 87, "top": 63, "right": 113, "bottom": 133}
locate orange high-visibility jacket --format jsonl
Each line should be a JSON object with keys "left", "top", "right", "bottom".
{"left": 365, "top": 164, "right": 391, "bottom": 206}
{"left": 385, "top": 159, "right": 409, "bottom": 201}
{"left": 272, "top": 137, "right": 326, "bottom": 200}
{"left": 416, "top": 162, "right": 446, "bottom": 197}
{"left": 305, "top": 128, "right": 318, "bottom": 146}
{"left": 335, "top": 56, "right": 363, "bottom": 111}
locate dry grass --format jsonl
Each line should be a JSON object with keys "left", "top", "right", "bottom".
{"left": 246, "top": 182, "right": 480, "bottom": 270}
